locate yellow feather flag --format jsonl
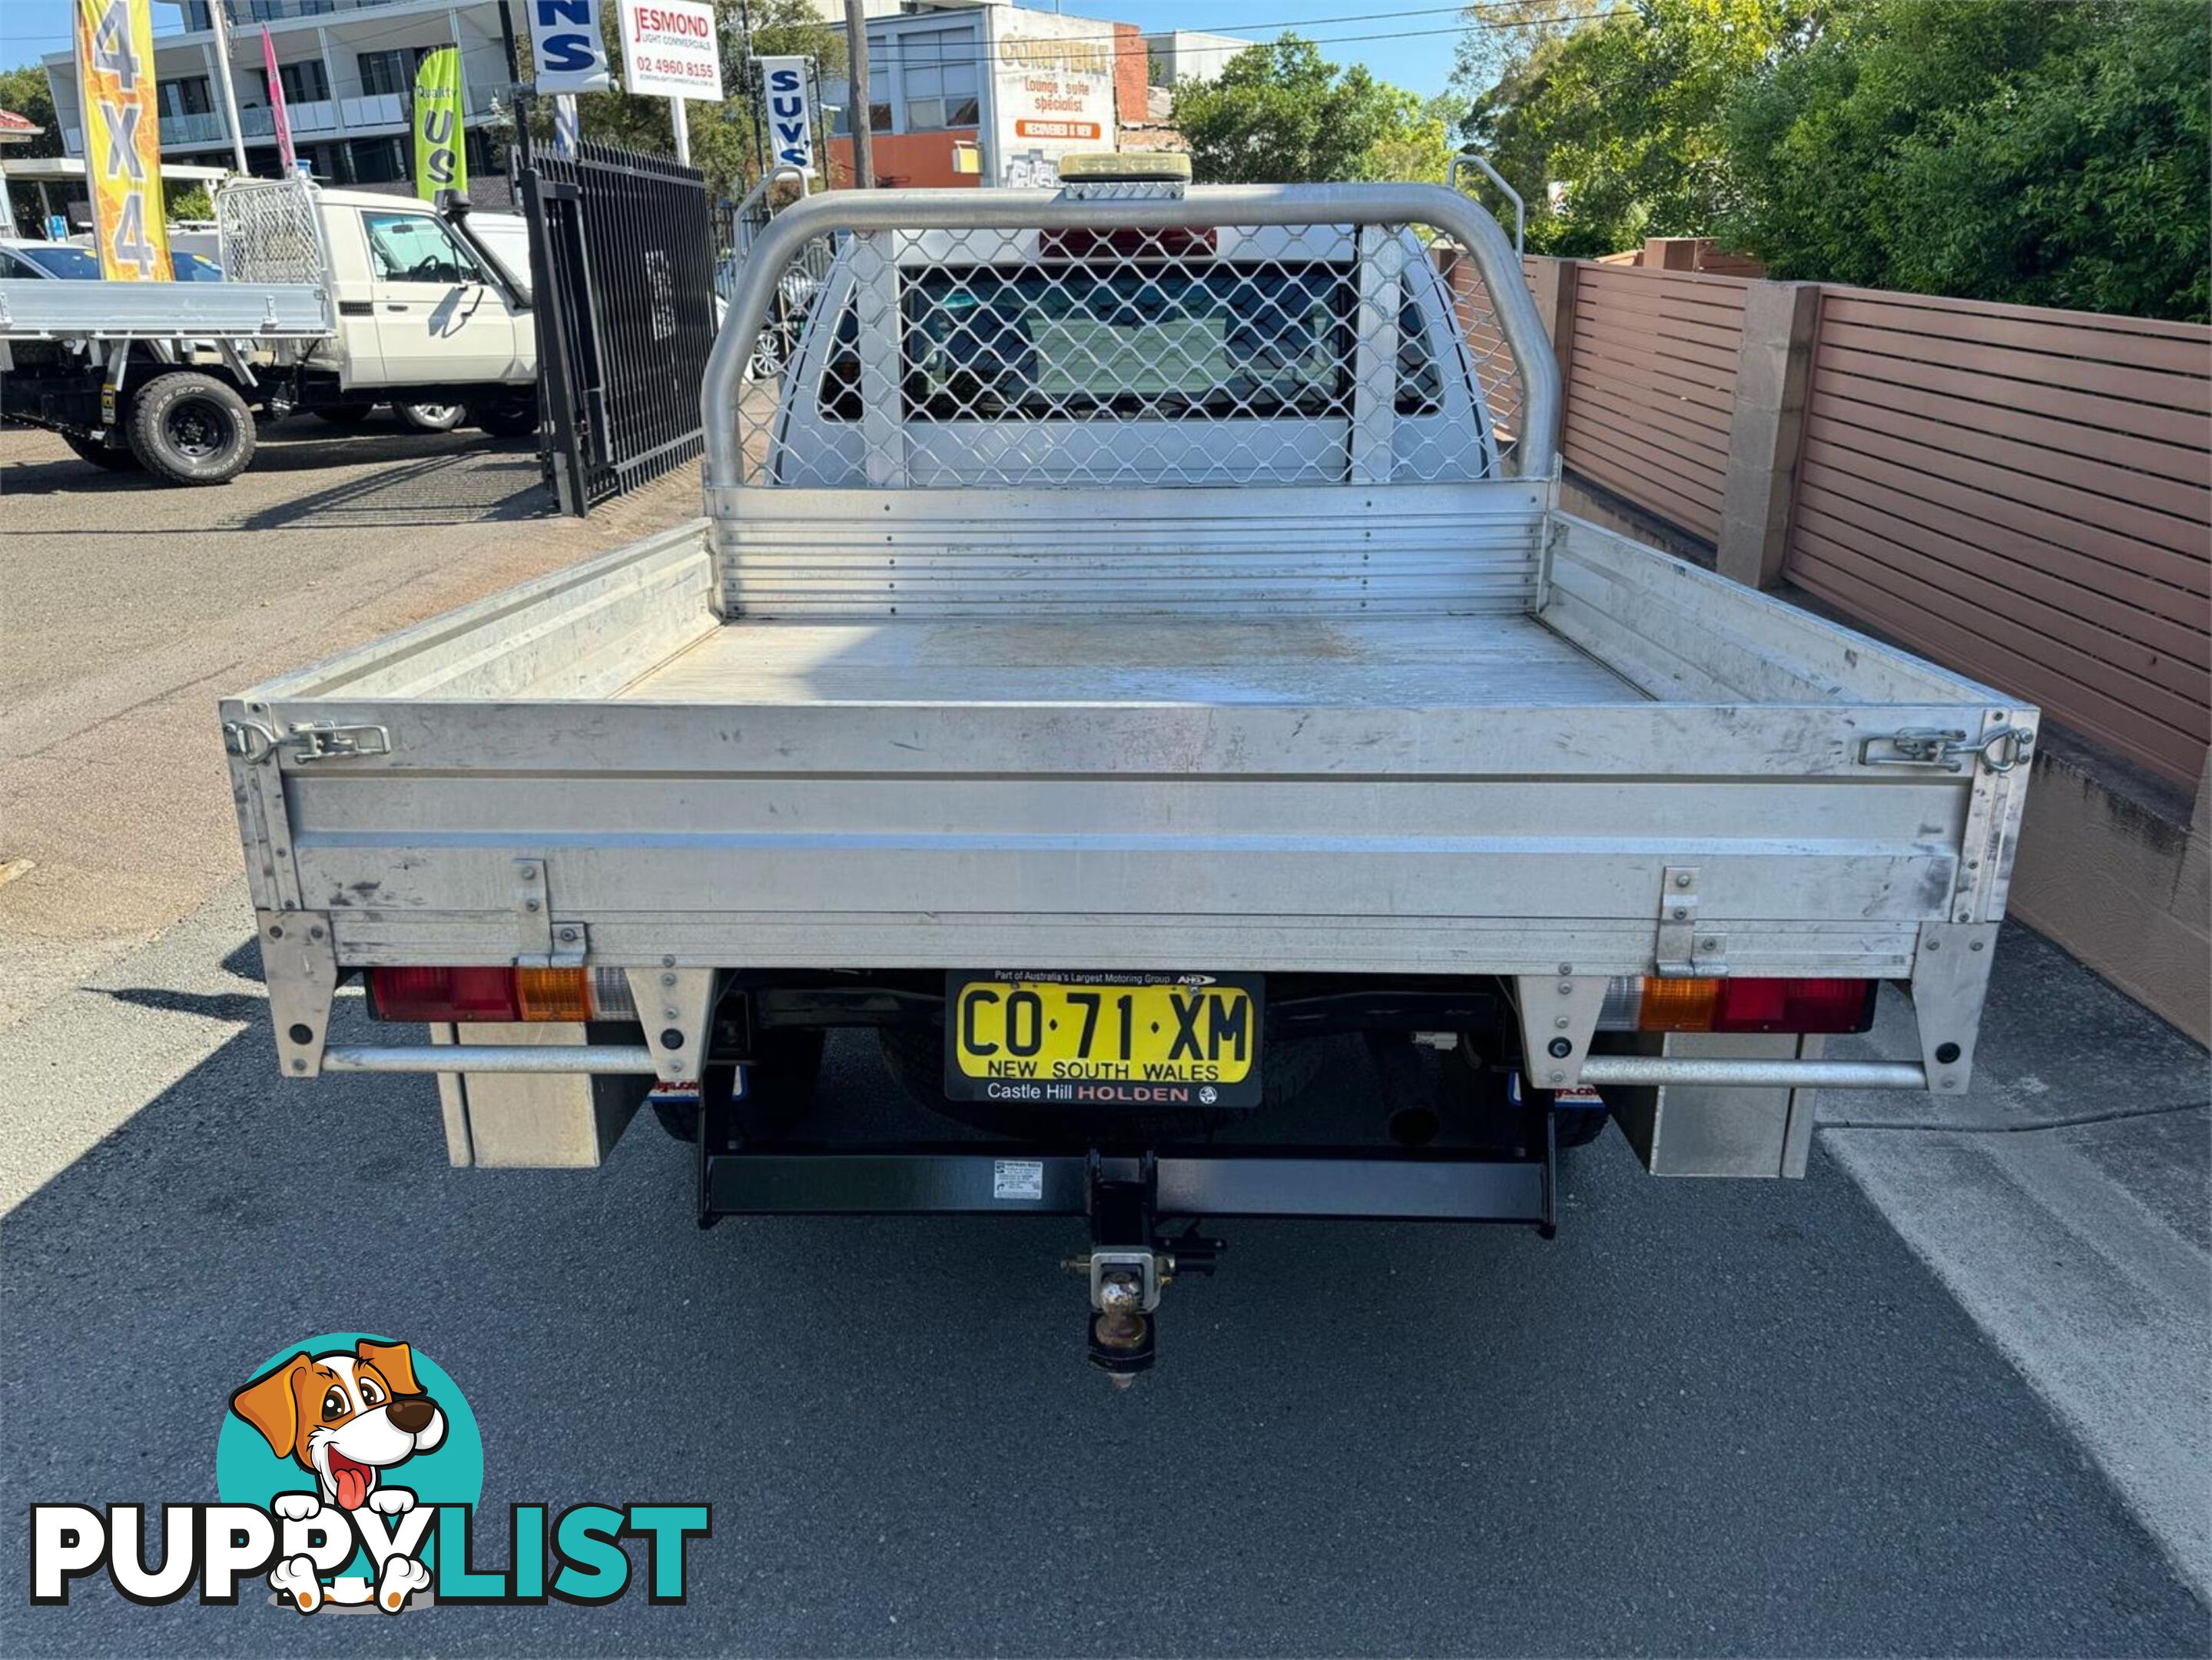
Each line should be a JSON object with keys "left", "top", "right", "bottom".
{"left": 73, "top": 0, "right": 172, "bottom": 280}
{"left": 413, "top": 46, "right": 467, "bottom": 202}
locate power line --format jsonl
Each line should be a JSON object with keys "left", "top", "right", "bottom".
{"left": 852, "top": 14, "right": 1621, "bottom": 67}
{"left": 853, "top": 2, "right": 1613, "bottom": 57}
{"left": 13, "top": 5, "right": 1623, "bottom": 91}
{"left": 8, "top": 2, "right": 1603, "bottom": 51}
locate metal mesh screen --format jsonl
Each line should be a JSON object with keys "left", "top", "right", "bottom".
{"left": 215, "top": 178, "right": 327, "bottom": 287}
{"left": 731, "top": 214, "right": 1524, "bottom": 490}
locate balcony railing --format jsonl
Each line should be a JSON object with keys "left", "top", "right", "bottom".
{"left": 339, "top": 92, "right": 406, "bottom": 129}
{"left": 158, "top": 111, "right": 228, "bottom": 146}
{"left": 219, "top": 0, "right": 413, "bottom": 21}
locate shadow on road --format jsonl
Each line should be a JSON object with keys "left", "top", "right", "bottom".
{"left": 1, "top": 422, "right": 553, "bottom": 526}
{"left": 2, "top": 972, "right": 2202, "bottom": 1658}
{"left": 238, "top": 441, "right": 552, "bottom": 529}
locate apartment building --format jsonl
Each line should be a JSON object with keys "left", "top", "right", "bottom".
{"left": 41, "top": 0, "right": 516, "bottom": 192}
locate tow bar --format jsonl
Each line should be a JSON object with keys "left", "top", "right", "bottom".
{"left": 698, "top": 1111, "right": 1556, "bottom": 1383}
{"left": 1067, "top": 1152, "right": 1223, "bottom": 1386}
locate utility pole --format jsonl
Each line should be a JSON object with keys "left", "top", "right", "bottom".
{"left": 842, "top": 0, "right": 873, "bottom": 189}
{"left": 206, "top": 0, "right": 251, "bottom": 174}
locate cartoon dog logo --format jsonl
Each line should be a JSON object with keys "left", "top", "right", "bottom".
{"left": 228, "top": 1339, "right": 446, "bottom": 1612}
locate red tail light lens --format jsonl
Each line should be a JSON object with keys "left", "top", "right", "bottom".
{"left": 367, "top": 966, "right": 520, "bottom": 1022}
{"left": 1612, "top": 976, "right": 1877, "bottom": 1034}
{"left": 366, "top": 965, "right": 635, "bottom": 1024}
{"left": 1710, "top": 977, "right": 1876, "bottom": 1034}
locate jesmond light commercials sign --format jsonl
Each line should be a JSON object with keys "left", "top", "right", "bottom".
{"left": 618, "top": 0, "right": 724, "bottom": 103}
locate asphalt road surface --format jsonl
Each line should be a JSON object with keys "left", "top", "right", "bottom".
{"left": 2, "top": 423, "right": 2206, "bottom": 1656}
{"left": 1, "top": 885, "right": 2206, "bottom": 1657}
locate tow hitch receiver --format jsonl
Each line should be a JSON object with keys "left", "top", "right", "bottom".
{"left": 1070, "top": 1152, "right": 1222, "bottom": 1388}
{"left": 700, "top": 1130, "right": 1554, "bottom": 1379}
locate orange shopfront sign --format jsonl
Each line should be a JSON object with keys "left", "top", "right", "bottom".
{"left": 1013, "top": 119, "right": 1102, "bottom": 141}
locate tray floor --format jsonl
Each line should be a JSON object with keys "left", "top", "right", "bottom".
{"left": 618, "top": 615, "right": 1648, "bottom": 708}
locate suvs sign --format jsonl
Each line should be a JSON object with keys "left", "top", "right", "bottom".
{"left": 528, "top": 0, "right": 614, "bottom": 95}
{"left": 758, "top": 55, "right": 814, "bottom": 174}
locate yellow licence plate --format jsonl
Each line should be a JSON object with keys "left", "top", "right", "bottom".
{"left": 944, "top": 972, "right": 1264, "bottom": 1109}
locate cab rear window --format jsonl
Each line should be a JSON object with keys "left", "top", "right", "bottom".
{"left": 815, "top": 264, "right": 1445, "bottom": 423}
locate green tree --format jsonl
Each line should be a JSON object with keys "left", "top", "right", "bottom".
{"left": 1723, "top": 0, "right": 2210, "bottom": 320}
{"left": 2, "top": 61, "right": 65, "bottom": 231}
{"left": 166, "top": 183, "right": 216, "bottom": 221}
{"left": 1363, "top": 92, "right": 1461, "bottom": 184}
{"left": 1173, "top": 35, "right": 1442, "bottom": 185}
{"left": 575, "top": 0, "right": 844, "bottom": 198}
{"left": 1461, "top": 0, "right": 1809, "bottom": 257}
{"left": 0, "top": 63, "right": 63, "bottom": 155}
{"left": 1449, "top": 0, "right": 1598, "bottom": 99}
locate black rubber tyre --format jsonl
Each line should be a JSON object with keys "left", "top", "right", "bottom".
{"left": 393, "top": 401, "right": 468, "bottom": 433}
{"left": 61, "top": 431, "right": 141, "bottom": 471}
{"left": 876, "top": 1022, "right": 1325, "bottom": 1140}
{"left": 649, "top": 1027, "right": 827, "bottom": 1147}
{"left": 314, "top": 405, "right": 376, "bottom": 427}
{"left": 1439, "top": 1040, "right": 1610, "bottom": 1153}
{"left": 472, "top": 395, "right": 541, "bottom": 438}
{"left": 125, "top": 372, "right": 255, "bottom": 485}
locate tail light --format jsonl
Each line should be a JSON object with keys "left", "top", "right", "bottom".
{"left": 1597, "top": 976, "right": 1876, "bottom": 1034}
{"left": 367, "top": 965, "right": 639, "bottom": 1024}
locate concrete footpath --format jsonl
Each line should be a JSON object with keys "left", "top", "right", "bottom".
{"left": 1825, "top": 924, "right": 2211, "bottom": 1602}
{"left": 0, "top": 420, "right": 700, "bottom": 1030}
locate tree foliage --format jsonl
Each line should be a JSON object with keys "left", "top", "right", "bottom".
{"left": 2, "top": 61, "right": 65, "bottom": 232}
{"left": 0, "top": 64, "right": 64, "bottom": 157}
{"left": 1176, "top": 36, "right": 1452, "bottom": 185}
{"left": 1721, "top": 0, "right": 2209, "bottom": 320}
{"left": 575, "top": 0, "right": 844, "bottom": 198}
{"left": 1459, "top": 0, "right": 1808, "bottom": 258}
{"left": 1454, "top": 0, "right": 2210, "bottom": 319}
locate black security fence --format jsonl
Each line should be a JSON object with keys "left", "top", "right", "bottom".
{"left": 519, "top": 138, "right": 720, "bottom": 514}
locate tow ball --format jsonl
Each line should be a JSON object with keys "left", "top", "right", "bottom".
{"left": 1064, "top": 1151, "right": 1221, "bottom": 1388}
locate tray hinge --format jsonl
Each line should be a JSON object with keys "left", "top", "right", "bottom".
{"left": 1654, "top": 865, "right": 1725, "bottom": 977}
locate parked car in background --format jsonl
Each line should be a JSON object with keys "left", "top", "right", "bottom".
{"left": 0, "top": 240, "right": 101, "bottom": 280}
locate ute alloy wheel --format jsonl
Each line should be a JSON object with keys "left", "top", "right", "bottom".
{"left": 393, "top": 401, "right": 468, "bottom": 433}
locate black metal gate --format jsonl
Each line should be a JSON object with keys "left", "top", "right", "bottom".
{"left": 519, "top": 137, "right": 719, "bottom": 513}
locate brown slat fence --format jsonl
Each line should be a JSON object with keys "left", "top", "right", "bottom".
{"left": 1542, "top": 258, "right": 2212, "bottom": 787}
{"left": 1784, "top": 287, "right": 2210, "bottom": 785}
{"left": 1432, "top": 246, "right": 1535, "bottom": 446}
{"left": 1564, "top": 264, "right": 1749, "bottom": 544}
